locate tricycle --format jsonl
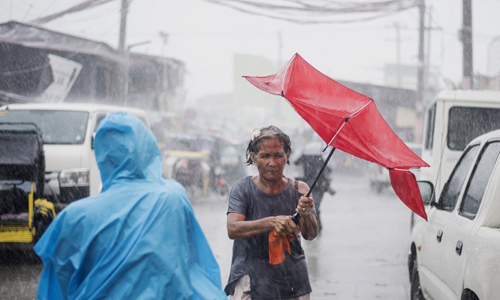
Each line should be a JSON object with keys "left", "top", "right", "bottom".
{"left": 0, "top": 122, "right": 55, "bottom": 248}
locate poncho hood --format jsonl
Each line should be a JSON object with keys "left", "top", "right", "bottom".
{"left": 95, "top": 112, "right": 163, "bottom": 191}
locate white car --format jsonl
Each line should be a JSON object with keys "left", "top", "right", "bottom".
{"left": 368, "top": 142, "right": 422, "bottom": 194}
{"left": 0, "top": 102, "right": 150, "bottom": 211}
{"left": 409, "top": 129, "right": 500, "bottom": 300}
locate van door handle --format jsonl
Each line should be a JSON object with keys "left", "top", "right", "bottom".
{"left": 437, "top": 230, "right": 443, "bottom": 242}
{"left": 456, "top": 241, "right": 463, "bottom": 256}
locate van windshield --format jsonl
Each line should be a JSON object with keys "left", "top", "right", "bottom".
{"left": 448, "top": 107, "right": 500, "bottom": 151}
{"left": 0, "top": 110, "right": 89, "bottom": 145}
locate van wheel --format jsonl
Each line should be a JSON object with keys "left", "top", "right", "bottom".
{"left": 410, "top": 256, "right": 425, "bottom": 300}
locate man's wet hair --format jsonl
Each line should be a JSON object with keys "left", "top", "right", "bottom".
{"left": 245, "top": 125, "right": 292, "bottom": 165}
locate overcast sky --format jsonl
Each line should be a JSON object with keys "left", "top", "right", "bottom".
{"left": 1, "top": 0, "right": 500, "bottom": 100}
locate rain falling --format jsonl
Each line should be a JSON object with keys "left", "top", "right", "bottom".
{"left": 1, "top": 0, "right": 500, "bottom": 299}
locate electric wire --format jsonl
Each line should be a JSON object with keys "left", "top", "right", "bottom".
{"left": 203, "top": 0, "right": 419, "bottom": 24}
{"left": 30, "top": 0, "right": 115, "bottom": 24}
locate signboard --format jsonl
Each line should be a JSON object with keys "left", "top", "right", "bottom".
{"left": 38, "top": 54, "right": 82, "bottom": 102}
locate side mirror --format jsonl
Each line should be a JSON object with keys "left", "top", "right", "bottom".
{"left": 417, "top": 180, "right": 435, "bottom": 206}
{"left": 91, "top": 133, "right": 96, "bottom": 150}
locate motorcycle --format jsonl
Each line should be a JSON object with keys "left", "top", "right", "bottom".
{"left": 203, "top": 166, "right": 230, "bottom": 201}
{"left": 172, "top": 157, "right": 208, "bottom": 199}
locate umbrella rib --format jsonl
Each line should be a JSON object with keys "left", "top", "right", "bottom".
{"left": 325, "top": 99, "right": 373, "bottom": 146}
{"left": 350, "top": 99, "right": 373, "bottom": 118}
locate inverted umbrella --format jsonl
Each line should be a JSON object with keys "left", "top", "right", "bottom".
{"left": 244, "top": 53, "right": 429, "bottom": 220}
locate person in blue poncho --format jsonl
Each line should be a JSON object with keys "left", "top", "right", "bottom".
{"left": 34, "top": 112, "right": 227, "bottom": 300}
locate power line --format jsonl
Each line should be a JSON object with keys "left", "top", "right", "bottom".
{"left": 30, "top": 0, "right": 115, "bottom": 24}
{"left": 22, "top": 4, "right": 33, "bottom": 21}
{"left": 53, "top": 2, "right": 121, "bottom": 25}
{"left": 202, "top": 0, "right": 419, "bottom": 24}
{"left": 34, "top": 0, "right": 62, "bottom": 21}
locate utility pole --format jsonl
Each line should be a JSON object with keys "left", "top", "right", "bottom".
{"left": 124, "top": 41, "right": 151, "bottom": 106}
{"left": 159, "top": 31, "right": 169, "bottom": 57}
{"left": 386, "top": 22, "right": 409, "bottom": 88}
{"left": 425, "top": 6, "right": 432, "bottom": 95}
{"left": 424, "top": 6, "right": 441, "bottom": 103}
{"left": 275, "top": 31, "right": 283, "bottom": 119}
{"left": 394, "top": 22, "right": 402, "bottom": 88}
{"left": 417, "top": 0, "right": 425, "bottom": 105}
{"left": 277, "top": 31, "right": 283, "bottom": 67}
{"left": 413, "top": 0, "right": 426, "bottom": 144}
{"left": 118, "top": 0, "right": 129, "bottom": 104}
{"left": 118, "top": 0, "right": 129, "bottom": 52}
{"left": 461, "top": 0, "right": 473, "bottom": 89}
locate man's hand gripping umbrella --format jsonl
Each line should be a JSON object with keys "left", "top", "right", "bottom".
{"left": 244, "top": 53, "right": 430, "bottom": 222}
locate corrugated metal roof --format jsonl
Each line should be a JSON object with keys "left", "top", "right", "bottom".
{"left": 0, "top": 21, "right": 125, "bottom": 63}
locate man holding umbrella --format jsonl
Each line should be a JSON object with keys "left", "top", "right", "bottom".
{"left": 225, "top": 125, "right": 318, "bottom": 300}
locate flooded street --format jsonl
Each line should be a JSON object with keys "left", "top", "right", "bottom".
{"left": 0, "top": 172, "right": 411, "bottom": 299}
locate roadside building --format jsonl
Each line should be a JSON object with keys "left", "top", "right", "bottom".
{"left": 0, "top": 21, "right": 185, "bottom": 113}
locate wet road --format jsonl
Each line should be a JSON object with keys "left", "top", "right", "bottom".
{"left": 195, "top": 173, "right": 412, "bottom": 300}
{"left": 0, "top": 173, "right": 411, "bottom": 299}
{"left": 0, "top": 249, "right": 42, "bottom": 300}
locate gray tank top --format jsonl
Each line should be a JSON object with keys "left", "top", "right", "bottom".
{"left": 224, "top": 176, "right": 314, "bottom": 299}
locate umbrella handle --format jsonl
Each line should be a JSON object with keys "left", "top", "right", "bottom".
{"left": 292, "top": 147, "right": 336, "bottom": 225}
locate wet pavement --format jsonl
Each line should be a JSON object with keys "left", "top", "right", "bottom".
{"left": 0, "top": 249, "right": 42, "bottom": 300}
{"left": 0, "top": 173, "right": 411, "bottom": 299}
{"left": 194, "top": 172, "right": 412, "bottom": 300}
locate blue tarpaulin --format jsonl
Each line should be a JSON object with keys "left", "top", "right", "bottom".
{"left": 35, "top": 112, "right": 226, "bottom": 300}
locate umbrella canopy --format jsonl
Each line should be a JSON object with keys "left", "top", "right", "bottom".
{"left": 244, "top": 53, "right": 429, "bottom": 220}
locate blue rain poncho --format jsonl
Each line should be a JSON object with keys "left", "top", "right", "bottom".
{"left": 35, "top": 112, "right": 226, "bottom": 300}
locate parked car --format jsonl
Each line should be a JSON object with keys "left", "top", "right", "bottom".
{"left": 409, "top": 129, "right": 500, "bottom": 300}
{"left": 0, "top": 103, "right": 150, "bottom": 211}
{"left": 368, "top": 142, "right": 422, "bottom": 193}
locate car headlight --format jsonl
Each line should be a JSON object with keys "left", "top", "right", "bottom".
{"left": 59, "top": 169, "right": 90, "bottom": 187}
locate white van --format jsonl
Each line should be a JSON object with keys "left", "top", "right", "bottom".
{"left": 418, "top": 90, "right": 500, "bottom": 197}
{"left": 0, "top": 102, "right": 150, "bottom": 211}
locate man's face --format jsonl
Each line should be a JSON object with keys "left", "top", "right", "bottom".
{"left": 251, "top": 138, "right": 289, "bottom": 182}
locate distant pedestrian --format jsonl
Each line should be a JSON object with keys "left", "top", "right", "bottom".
{"left": 294, "top": 141, "right": 335, "bottom": 233}
{"left": 35, "top": 112, "right": 226, "bottom": 300}
{"left": 225, "top": 125, "right": 318, "bottom": 299}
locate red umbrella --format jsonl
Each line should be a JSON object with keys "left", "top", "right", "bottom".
{"left": 244, "top": 53, "right": 429, "bottom": 220}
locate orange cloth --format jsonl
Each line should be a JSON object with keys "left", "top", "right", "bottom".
{"left": 268, "top": 230, "right": 297, "bottom": 265}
